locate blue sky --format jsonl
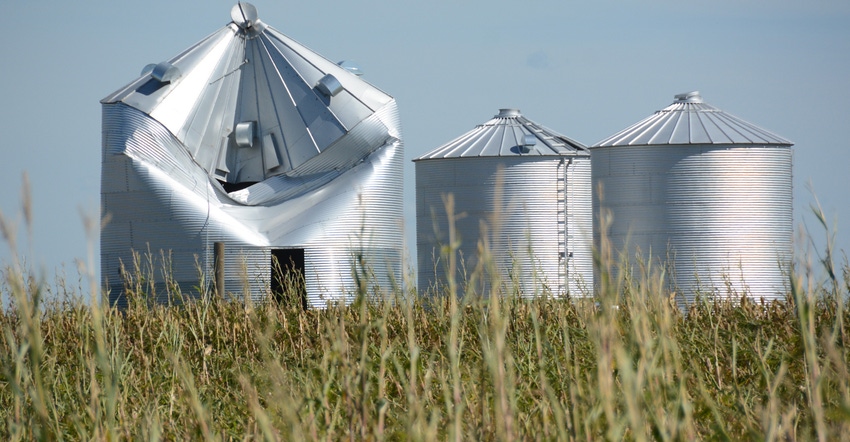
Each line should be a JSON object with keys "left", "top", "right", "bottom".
{"left": 0, "top": 1, "right": 848, "bottom": 282}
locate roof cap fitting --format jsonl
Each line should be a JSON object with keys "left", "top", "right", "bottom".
{"left": 315, "top": 74, "right": 343, "bottom": 97}
{"left": 497, "top": 108, "right": 521, "bottom": 118}
{"left": 151, "top": 61, "right": 181, "bottom": 83}
{"left": 231, "top": 2, "right": 259, "bottom": 30}
{"left": 337, "top": 60, "right": 364, "bottom": 76}
{"left": 674, "top": 91, "right": 703, "bottom": 103}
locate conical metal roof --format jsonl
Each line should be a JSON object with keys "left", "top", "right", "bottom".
{"left": 593, "top": 91, "right": 793, "bottom": 147}
{"left": 415, "top": 109, "right": 589, "bottom": 160}
{"left": 102, "top": 2, "right": 395, "bottom": 183}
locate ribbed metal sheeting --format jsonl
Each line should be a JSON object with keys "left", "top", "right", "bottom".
{"left": 101, "top": 106, "right": 273, "bottom": 306}
{"left": 592, "top": 92, "right": 793, "bottom": 304}
{"left": 596, "top": 91, "right": 791, "bottom": 147}
{"left": 102, "top": 103, "right": 403, "bottom": 307}
{"left": 101, "top": 3, "right": 394, "bottom": 185}
{"left": 415, "top": 109, "right": 593, "bottom": 298}
{"left": 101, "top": 3, "right": 404, "bottom": 308}
{"left": 418, "top": 108, "right": 586, "bottom": 158}
{"left": 567, "top": 158, "right": 594, "bottom": 296}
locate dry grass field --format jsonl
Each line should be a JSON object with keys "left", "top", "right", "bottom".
{"left": 1, "top": 197, "right": 849, "bottom": 440}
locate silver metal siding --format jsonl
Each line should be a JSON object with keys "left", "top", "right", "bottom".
{"left": 101, "top": 5, "right": 405, "bottom": 309}
{"left": 102, "top": 103, "right": 403, "bottom": 308}
{"left": 592, "top": 144, "right": 792, "bottom": 303}
{"left": 416, "top": 156, "right": 593, "bottom": 298}
{"left": 566, "top": 157, "right": 594, "bottom": 296}
{"left": 298, "top": 133, "right": 404, "bottom": 307}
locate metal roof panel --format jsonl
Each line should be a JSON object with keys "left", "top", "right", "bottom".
{"left": 102, "top": 3, "right": 393, "bottom": 183}
{"left": 415, "top": 109, "right": 589, "bottom": 160}
{"left": 593, "top": 91, "right": 793, "bottom": 147}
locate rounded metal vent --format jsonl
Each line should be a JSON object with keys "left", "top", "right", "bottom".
{"left": 231, "top": 2, "right": 259, "bottom": 30}
{"left": 497, "top": 108, "right": 521, "bottom": 117}
{"left": 674, "top": 91, "right": 703, "bottom": 103}
{"left": 337, "top": 60, "right": 364, "bottom": 76}
{"left": 140, "top": 63, "right": 157, "bottom": 77}
{"left": 151, "top": 61, "right": 181, "bottom": 83}
{"left": 316, "top": 74, "right": 343, "bottom": 97}
{"left": 235, "top": 121, "right": 255, "bottom": 148}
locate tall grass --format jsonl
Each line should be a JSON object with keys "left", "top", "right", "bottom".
{"left": 1, "top": 193, "right": 850, "bottom": 440}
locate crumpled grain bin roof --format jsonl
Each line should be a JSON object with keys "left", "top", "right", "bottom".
{"left": 593, "top": 91, "right": 792, "bottom": 147}
{"left": 415, "top": 108, "right": 589, "bottom": 160}
{"left": 102, "top": 2, "right": 395, "bottom": 183}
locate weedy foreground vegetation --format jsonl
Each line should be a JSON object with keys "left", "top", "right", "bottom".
{"left": 2, "top": 196, "right": 850, "bottom": 441}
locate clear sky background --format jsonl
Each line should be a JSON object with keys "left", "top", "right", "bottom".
{"left": 0, "top": 1, "right": 848, "bottom": 285}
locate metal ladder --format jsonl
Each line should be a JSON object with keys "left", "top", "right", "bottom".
{"left": 556, "top": 158, "right": 568, "bottom": 295}
{"left": 526, "top": 117, "right": 570, "bottom": 295}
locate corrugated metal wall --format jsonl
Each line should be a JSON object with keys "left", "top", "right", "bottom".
{"left": 566, "top": 157, "right": 593, "bottom": 296}
{"left": 592, "top": 145, "right": 792, "bottom": 303}
{"left": 102, "top": 103, "right": 404, "bottom": 308}
{"left": 416, "top": 156, "right": 593, "bottom": 298}
{"left": 102, "top": 104, "right": 270, "bottom": 306}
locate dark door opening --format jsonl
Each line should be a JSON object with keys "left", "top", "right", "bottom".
{"left": 271, "top": 248, "right": 307, "bottom": 309}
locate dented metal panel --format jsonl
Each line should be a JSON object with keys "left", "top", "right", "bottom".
{"left": 101, "top": 4, "right": 393, "bottom": 185}
{"left": 101, "top": 3, "right": 403, "bottom": 307}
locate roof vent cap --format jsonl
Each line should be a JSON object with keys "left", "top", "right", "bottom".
{"left": 235, "top": 121, "right": 255, "bottom": 148}
{"left": 337, "top": 60, "right": 364, "bottom": 76}
{"left": 231, "top": 2, "right": 259, "bottom": 30}
{"left": 151, "top": 61, "right": 181, "bottom": 83}
{"left": 674, "top": 91, "right": 703, "bottom": 103}
{"left": 509, "top": 133, "right": 538, "bottom": 154}
{"left": 497, "top": 108, "right": 521, "bottom": 118}
{"left": 316, "top": 74, "right": 343, "bottom": 97}
{"left": 140, "top": 63, "right": 157, "bottom": 77}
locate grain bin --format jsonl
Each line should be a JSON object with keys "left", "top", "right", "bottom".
{"left": 592, "top": 91, "right": 793, "bottom": 303}
{"left": 415, "top": 109, "right": 593, "bottom": 298}
{"left": 101, "top": 3, "right": 403, "bottom": 307}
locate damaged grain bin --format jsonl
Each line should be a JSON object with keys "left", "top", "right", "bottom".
{"left": 415, "top": 109, "right": 593, "bottom": 298}
{"left": 101, "top": 3, "right": 403, "bottom": 307}
{"left": 592, "top": 91, "right": 793, "bottom": 303}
